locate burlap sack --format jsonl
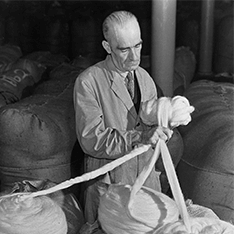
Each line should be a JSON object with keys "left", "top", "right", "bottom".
{"left": 0, "top": 179, "right": 85, "bottom": 234}
{"left": 0, "top": 58, "right": 46, "bottom": 107}
{"left": 49, "top": 61, "right": 83, "bottom": 81}
{"left": 0, "top": 44, "right": 22, "bottom": 74}
{"left": 177, "top": 80, "right": 234, "bottom": 223}
{"left": 24, "top": 51, "right": 70, "bottom": 72}
{"left": 0, "top": 71, "right": 78, "bottom": 191}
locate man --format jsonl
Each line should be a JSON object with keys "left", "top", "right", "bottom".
{"left": 74, "top": 10, "right": 183, "bottom": 224}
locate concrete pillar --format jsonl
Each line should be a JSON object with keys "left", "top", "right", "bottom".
{"left": 151, "top": 0, "right": 177, "bottom": 97}
{"left": 198, "top": 0, "right": 215, "bottom": 76}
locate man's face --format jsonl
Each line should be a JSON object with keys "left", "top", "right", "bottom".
{"left": 108, "top": 19, "right": 142, "bottom": 72}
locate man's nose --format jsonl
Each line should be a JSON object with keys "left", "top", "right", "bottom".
{"left": 129, "top": 48, "right": 138, "bottom": 60}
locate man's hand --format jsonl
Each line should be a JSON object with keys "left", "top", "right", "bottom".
{"left": 141, "top": 126, "right": 173, "bottom": 146}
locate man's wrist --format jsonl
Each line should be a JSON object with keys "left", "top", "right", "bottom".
{"left": 131, "top": 129, "right": 142, "bottom": 148}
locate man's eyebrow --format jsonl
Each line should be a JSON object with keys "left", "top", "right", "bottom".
{"left": 117, "top": 40, "right": 143, "bottom": 50}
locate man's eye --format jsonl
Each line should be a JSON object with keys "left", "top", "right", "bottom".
{"left": 121, "top": 49, "right": 128, "bottom": 53}
{"left": 135, "top": 44, "right": 142, "bottom": 49}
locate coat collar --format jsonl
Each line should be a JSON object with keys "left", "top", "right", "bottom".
{"left": 104, "top": 55, "right": 138, "bottom": 118}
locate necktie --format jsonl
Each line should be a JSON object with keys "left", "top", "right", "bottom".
{"left": 126, "top": 71, "right": 135, "bottom": 99}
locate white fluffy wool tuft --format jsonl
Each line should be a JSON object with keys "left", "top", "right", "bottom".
{"left": 140, "top": 95, "right": 195, "bottom": 128}
{"left": 98, "top": 183, "right": 234, "bottom": 234}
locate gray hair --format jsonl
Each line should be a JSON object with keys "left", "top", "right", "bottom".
{"left": 102, "top": 11, "right": 138, "bottom": 41}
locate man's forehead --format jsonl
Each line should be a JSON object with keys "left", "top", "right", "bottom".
{"left": 114, "top": 19, "right": 138, "bottom": 33}
{"left": 110, "top": 19, "right": 140, "bottom": 43}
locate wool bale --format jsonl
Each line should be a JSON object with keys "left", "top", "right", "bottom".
{"left": 0, "top": 68, "right": 34, "bottom": 105}
{"left": 33, "top": 78, "right": 73, "bottom": 96}
{"left": 0, "top": 58, "right": 46, "bottom": 107}
{"left": 24, "top": 51, "right": 70, "bottom": 72}
{"left": 0, "top": 44, "right": 22, "bottom": 74}
{"left": 0, "top": 179, "right": 85, "bottom": 234}
{"left": 0, "top": 75, "right": 77, "bottom": 191}
{"left": 98, "top": 184, "right": 179, "bottom": 234}
{"left": 49, "top": 62, "right": 83, "bottom": 81}
{"left": 0, "top": 194, "right": 68, "bottom": 234}
{"left": 177, "top": 80, "right": 234, "bottom": 223}
{"left": 7, "top": 58, "right": 46, "bottom": 84}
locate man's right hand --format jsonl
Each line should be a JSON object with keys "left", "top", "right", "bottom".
{"left": 141, "top": 126, "right": 173, "bottom": 146}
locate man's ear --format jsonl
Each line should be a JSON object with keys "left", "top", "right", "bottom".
{"left": 102, "top": 40, "right": 111, "bottom": 54}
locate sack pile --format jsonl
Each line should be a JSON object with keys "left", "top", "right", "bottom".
{"left": 0, "top": 44, "right": 22, "bottom": 73}
{"left": 0, "top": 61, "right": 82, "bottom": 191}
{"left": 177, "top": 80, "right": 234, "bottom": 223}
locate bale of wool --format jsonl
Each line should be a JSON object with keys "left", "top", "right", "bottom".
{"left": 0, "top": 179, "right": 85, "bottom": 234}
{"left": 24, "top": 51, "right": 70, "bottom": 72}
{"left": 0, "top": 194, "right": 68, "bottom": 234}
{"left": 98, "top": 184, "right": 179, "bottom": 234}
{"left": 177, "top": 80, "right": 234, "bottom": 222}
{"left": 98, "top": 178, "right": 234, "bottom": 234}
{"left": 49, "top": 62, "right": 83, "bottom": 81}
{"left": 7, "top": 58, "right": 46, "bottom": 83}
{"left": 0, "top": 74, "right": 77, "bottom": 191}
{"left": 0, "top": 67, "right": 34, "bottom": 104}
{"left": 0, "top": 58, "right": 46, "bottom": 107}
{"left": 0, "top": 44, "right": 22, "bottom": 74}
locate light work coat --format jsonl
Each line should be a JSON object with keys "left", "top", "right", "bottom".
{"left": 73, "top": 55, "right": 182, "bottom": 223}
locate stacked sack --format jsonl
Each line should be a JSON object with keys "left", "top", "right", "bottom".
{"left": 0, "top": 48, "right": 86, "bottom": 233}
{"left": 0, "top": 60, "right": 83, "bottom": 192}
{"left": 24, "top": 51, "right": 70, "bottom": 74}
{"left": 177, "top": 80, "right": 234, "bottom": 223}
{"left": 0, "top": 44, "right": 22, "bottom": 73}
{"left": 0, "top": 45, "right": 47, "bottom": 108}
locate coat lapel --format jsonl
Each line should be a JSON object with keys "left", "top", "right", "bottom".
{"left": 135, "top": 69, "right": 146, "bottom": 102}
{"left": 111, "top": 75, "right": 138, "bottom": 119}
{"left": 105, "top": 55, "right": 138, "bottom": 119}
